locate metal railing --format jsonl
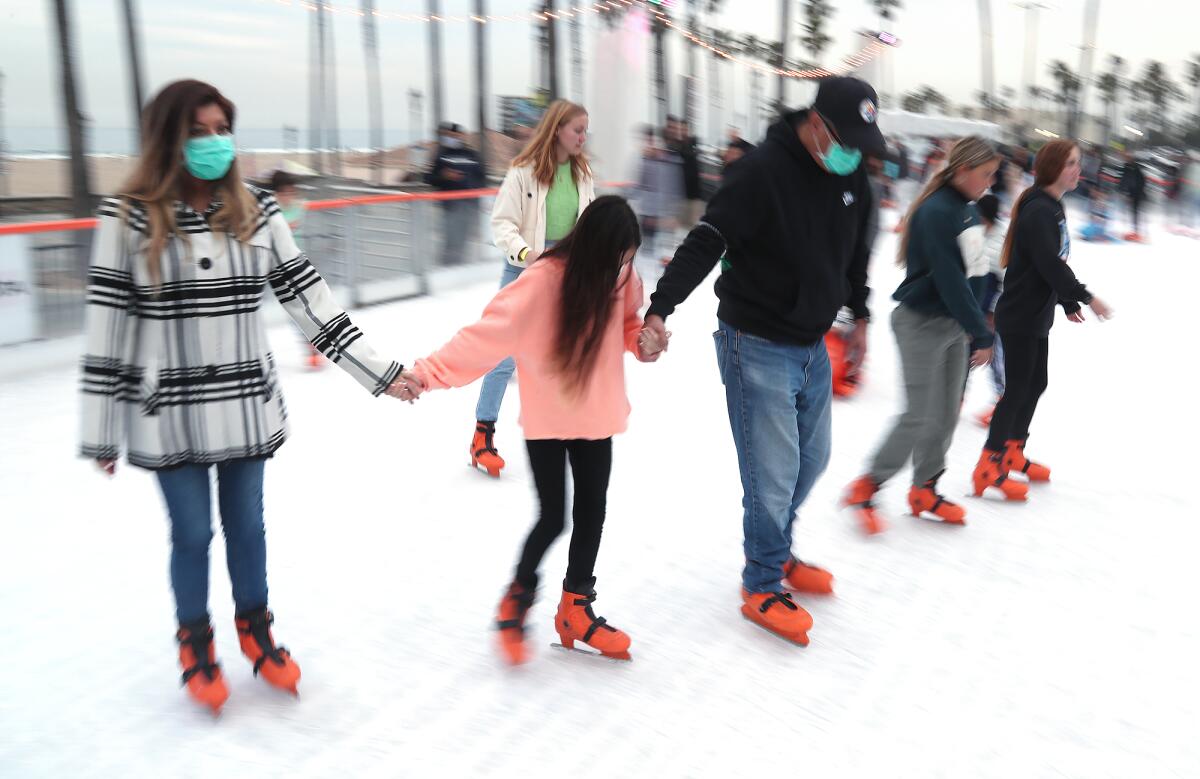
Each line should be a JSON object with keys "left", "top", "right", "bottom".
{"left": 0, "top": 182, "right": 624, "bottom": 347}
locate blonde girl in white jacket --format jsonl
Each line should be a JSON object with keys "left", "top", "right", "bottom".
{"left": 470, "top": 100, "right": 596, "bottom": 477}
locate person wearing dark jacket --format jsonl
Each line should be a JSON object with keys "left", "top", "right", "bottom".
{"left": 1118, "top": 152, "right": 1148, "bottom": 241}
{"left": 973, "top": 139, "right": 1113, "bottom": 501}
{"left": 640, "top": 77, "right": 882, "bottom": 646}
{"left": 667, "top": 116, "right": 705, "bottom": 230}
{"left": 427, "top": 122, "right": 486, "bottom": 266}
{"left": 844, "top": 137, "right": 999, "bottom": 534}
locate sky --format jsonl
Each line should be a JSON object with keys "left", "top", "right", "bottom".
{"left": 1, "top": 0, "right": 1197, "bottom": 152}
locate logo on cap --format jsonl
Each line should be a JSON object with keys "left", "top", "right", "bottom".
{"left": 859, "top": 99, "right": 878, "bottom": 124}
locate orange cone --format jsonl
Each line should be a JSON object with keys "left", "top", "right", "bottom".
{"left": 1003, "top": 439, "right": 1051, "bottom": 482}
{"left": 740, "top": 589, "right": 812, "bottom": 646}
{"left": 176, "top": 622, "right": 229, "bottom": 713}
{"left": 470, "top": 421, "right": 506, "bottom": 477}
{"left": 554, "top": 583, "right": 631, "bottom": 660}
{"left": 782, "top": 558, "right": 834, "bottom": 594}
{"left": 235, "top": 608, "right": 301, "bottom": 695}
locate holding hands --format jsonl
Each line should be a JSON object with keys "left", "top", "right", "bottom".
{"left": 386, "top": 370, "right": 427, "bottom": 403}
{"left": 638, "top": 314, "right": 672, "bottom": 362}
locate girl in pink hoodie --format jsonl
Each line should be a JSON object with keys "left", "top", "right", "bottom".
{"left": 402, "top": 196, "right": 665, "bottom": 663}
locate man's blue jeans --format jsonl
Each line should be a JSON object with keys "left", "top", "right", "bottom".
{"left": 714, "top": 320, "right": 833, "bottom": 594}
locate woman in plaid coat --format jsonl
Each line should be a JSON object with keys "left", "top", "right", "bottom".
{"left": 79, "top": 80, "right": 417, "bottom": 712}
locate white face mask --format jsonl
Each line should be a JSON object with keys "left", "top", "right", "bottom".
{"left": 441, "top": 136, "right": 463, "bottom": 149}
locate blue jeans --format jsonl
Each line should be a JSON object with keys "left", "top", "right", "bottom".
{"left": 714, "top": 319, "right": 833, "bottom": 594}
{"left": 155, "top": 458, "right": 268, "bottom": 625}
{"left": 475, "top": 261, "right": 525, "bottom": 422}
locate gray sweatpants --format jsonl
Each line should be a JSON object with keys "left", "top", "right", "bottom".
{"left": 869, "top": 304, "right": 969, "bottom": 487}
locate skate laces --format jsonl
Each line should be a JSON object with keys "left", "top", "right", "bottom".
{"left": 238, "top": 610, "right": 291, "bottom": 673}
{"left": 757, "top": 592, "right": 799, "bottom": 614}
{"left": 177, "top": 627, "right": 221, "bottom": 683}
{"left": 474, "top": 422, "right": 500, "bottom": 456}
{"left": 570, "top": 592, "right": 617, "bottom": 641}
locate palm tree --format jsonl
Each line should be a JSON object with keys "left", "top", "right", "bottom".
{"left": 1096, "top": 54, "right": 1124, "bottom": 144}
{"left": 1186, "top": 53, "right": 1200, "bottom": 120}
{"left": 901, "top": 85, "right": 947, "bottom": 114}
{"left": 871, "top": 0, "right": 902, "bottom": 28}
{"left": 1133, "top": 60, "right": 1184, "bottom": 138}
{"left": 362, "top": 0, "right": 384, "bottom": 184}
{"left": 51, "top": 0, "right": 92, "bottom": 218}
{"left": 118, "top": 0, "right": 145, "bottom": 146}
{"left": 801, "top": 0, "right": 835, "bottom": 66}
{"left": 1048, "top": 60, "right": 1082, "bottom": 136}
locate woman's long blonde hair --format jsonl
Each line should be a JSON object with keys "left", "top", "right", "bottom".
{"left": 119, "top": 79, "right": 259, "bottom": 287}
{"left": 896, "top": 135, "right": 998, "bottom": 266}
{"left": 511, "top": 99, "right": 592, "bottom": 186}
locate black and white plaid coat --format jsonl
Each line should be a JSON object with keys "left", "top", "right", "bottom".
{"left": 79, "top": 185, "right": 402, "bottom": 469}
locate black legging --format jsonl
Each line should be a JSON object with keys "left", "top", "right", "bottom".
{"left": 1131, "top": 197, "right": 1144, "bottom": 234}
{"left": 516, "top": 438, "right": 613, "bottom": 593}
{"left": 985, "top": 335, "right": 1049, "bottom": 451}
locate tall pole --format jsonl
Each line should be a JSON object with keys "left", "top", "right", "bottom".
{"left": 362, "top": 0, "right": 384, "bottom": 184}
{"left": 312, "top": 4, "right": 326, "bottom": 173}
{"left": 52, "top": 0, "right": 93, "bottom": 218}
{"left": 325, "top": 4, "right": 342, "bottom": 176}
{"left": 474, "top": 0, "right": 490, "bottom": 178}
{"left": 0, "top": 70, "right": 8, "bottom": 200}
{"left": 684, "top": 0, "right": 698, "bottom": 127}
{"left": 777, "top": 0, "right": 790, "bottom": 106}
{"left": 545, "top": 0, "right": 560, "bottom": 101}
{"left": 977, "top": 0, "right": 995, "bottom": 120}
{"left": 570, "top": 5, "right": 583, "bottom": 102}
{"left": 428, "top": 0, "right": 445, "bottom": 136}
{"left": 118, "top": 0, "right": 145, "bottom": 147}
{"left": 1076, "top": 0, "right": 1101, "bottom": 131}
{"left": 1019, "top": 3, "right": 1047, "bottom": 118}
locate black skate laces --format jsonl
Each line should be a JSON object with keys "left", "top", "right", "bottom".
{"left": 177, "top": 627, "right": 221, "bottom": 684}
{"left": 237, "top": 611, "right": 291, "bottom": 674}
{"left": 496, "top": 586, "right": 535, "bottom": 633}
{"left": 571, "top": 592, "right": 618, "bottom": 642}
{"left": 474, "top": 422, "right": 500, "bottom": 456}
{"left": 757, "top": 592, "right": 799, "bottom": 614}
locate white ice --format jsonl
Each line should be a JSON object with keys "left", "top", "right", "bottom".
{"left": 1, "top": 208, "right": 1197, "bottom": 778}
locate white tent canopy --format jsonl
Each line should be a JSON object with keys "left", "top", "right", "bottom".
{"left": 877, "top": 109, "right": 1003, "bottom": 142}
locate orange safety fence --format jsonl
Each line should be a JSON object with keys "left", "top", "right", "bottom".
{"left": 0, "top": 181, "right": 632, "bottom": 237}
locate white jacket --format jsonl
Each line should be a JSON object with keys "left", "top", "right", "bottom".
{"left": 490, "top": 163, "right": 596, "bottom": 266}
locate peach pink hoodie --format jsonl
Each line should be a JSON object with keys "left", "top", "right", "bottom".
{"left": 411, "top": 258, "right": 645, "bottom": 440}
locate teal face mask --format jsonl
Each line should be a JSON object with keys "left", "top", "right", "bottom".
{"left": 184, "top": 134, "right": 236, "bottom": 180}
{"left": 816, "top": 117, "right": 862, "bottom": 176}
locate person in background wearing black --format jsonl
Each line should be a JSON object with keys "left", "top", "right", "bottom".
{"left": 1119, "top": 151, "right": 1148, "bottom": 242}
{"left": 666, "top": 116, "right": 705, "bottom": 231}
{"left": 427, "top": 121, "right": 486, "bottom": 266}
{"left": 973, "top": 139, "right": 1113, "bottom": 503}
{"left": 640, "top": 77, "right": 882, "bottom": 647}
{"left": 722, "top": 137, "right": 755, "bottom": 174}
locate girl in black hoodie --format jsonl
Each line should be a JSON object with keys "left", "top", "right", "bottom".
{"left": 973, "top": 139, "right": 1113, "bottom": 501}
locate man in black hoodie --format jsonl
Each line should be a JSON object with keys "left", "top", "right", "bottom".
{"left": 427, "top": 122, "right": 486, "bottom": 266}
{"left": 641, "top": 77, "right": 883, "bottom": 645}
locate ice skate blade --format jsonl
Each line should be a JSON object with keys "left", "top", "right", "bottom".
{"left": 550, "top": 643, "right": 631, "bottom": 662}
{"left": 740, "top": 613, "right": 810, "bottom": 647}
{"left": 910, "top": 511, "right": 966, "bottom": 526}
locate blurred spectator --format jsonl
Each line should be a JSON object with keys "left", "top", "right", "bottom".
{"left": 1183, "top": 151, "right": 1200, "bottom": 230}
{"left": 632, "top": 126, "right": 684, "bottom": 266}
{"left": 666, "top": 116, "right": 705, "bottom": 231}
{"left": 723, "top": 137, "right": 755, "bottom": 173}
{"left": 1118, "top": 151, "right": 1147, "bottom": 241}
{"left": 427, "top": 121, "right": 485, "bottom": 267}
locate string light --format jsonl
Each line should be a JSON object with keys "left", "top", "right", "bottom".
{"left": 260, "top": 0, "right": 890, "bottom": 81}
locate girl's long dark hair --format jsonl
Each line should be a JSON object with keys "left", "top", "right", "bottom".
{"left": 544, "top": 195, "right": 642, "bottom": 395}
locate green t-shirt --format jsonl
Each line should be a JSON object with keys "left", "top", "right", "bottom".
{"left": 544, "top": 162, "right": 579, "bottom": 243}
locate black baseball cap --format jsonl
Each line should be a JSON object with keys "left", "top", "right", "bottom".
{"left": 813, "top": 77, "right": 885, "bottom": 156}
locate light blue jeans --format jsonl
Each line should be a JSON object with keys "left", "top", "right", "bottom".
{"left": 714, "top": 319, "right": 833, "bottom": 594}
{"left": 475, "top": 261, "right": 524, "bottom": 422}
